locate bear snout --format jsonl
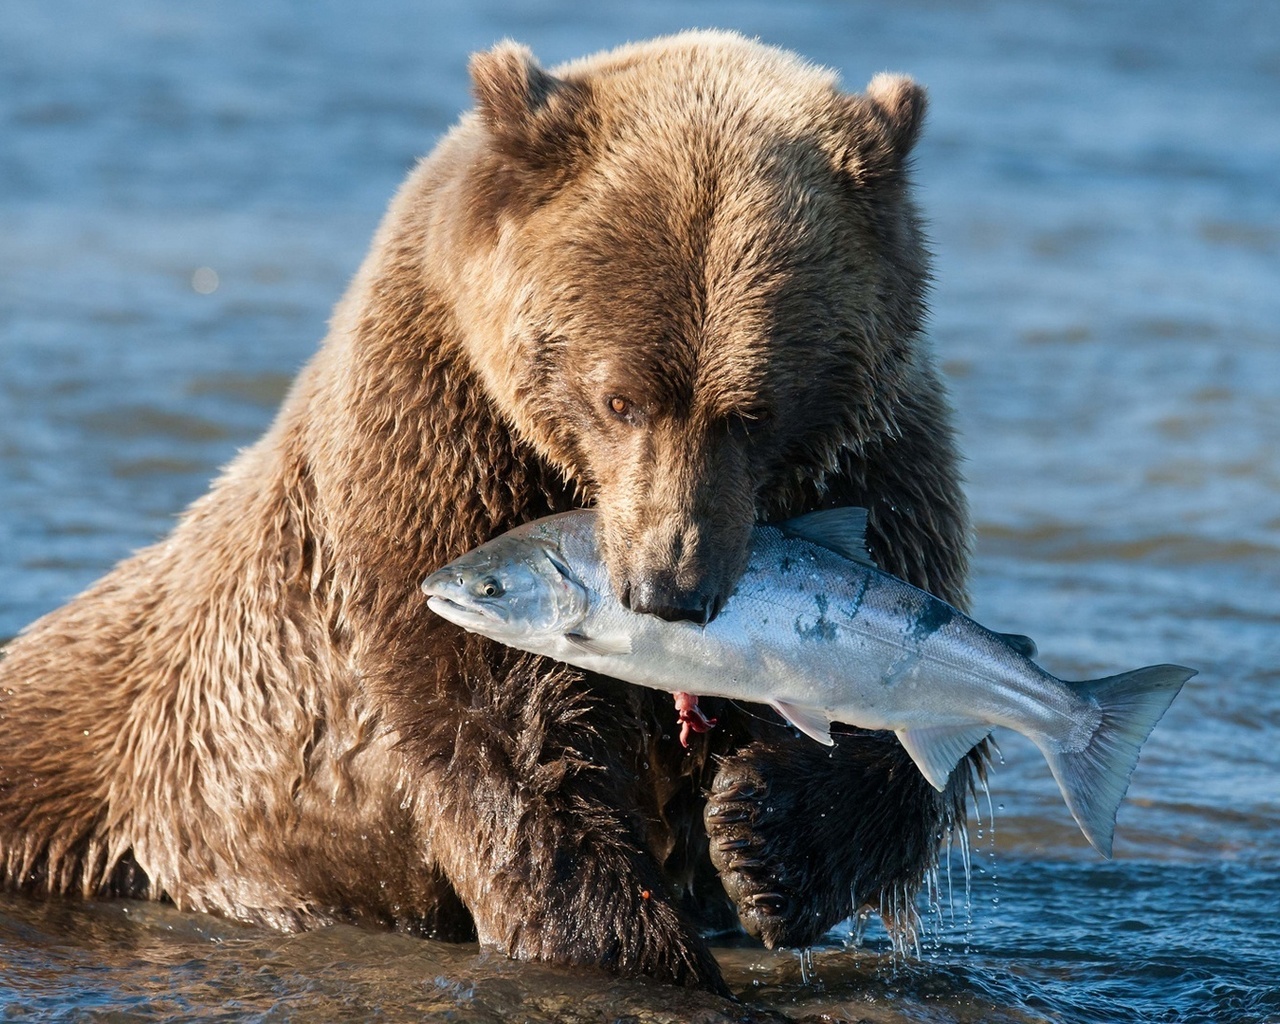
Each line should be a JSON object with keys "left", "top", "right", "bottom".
{"left": 607, "top": 512, "right": 750, "bottom": 626}
{"left": 594, "top": 426, "right": 755, "bottom": 626}
{"left": 625, "top": 574, "right": 722, "bottom": 625}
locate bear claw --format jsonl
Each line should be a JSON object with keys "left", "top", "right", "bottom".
{"left": 747, "top": 892, "right": 789, "bottom": 915}
{"left": 704, "top": 801, "right": 756, "bottom": 826}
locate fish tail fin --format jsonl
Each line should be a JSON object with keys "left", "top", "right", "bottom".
{"left": 1039, "top": 664, "right": 1196, "bottom": 858}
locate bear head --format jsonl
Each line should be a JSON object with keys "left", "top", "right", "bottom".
{"left": 450, "top": 31, "right": 930, "bottom": 624}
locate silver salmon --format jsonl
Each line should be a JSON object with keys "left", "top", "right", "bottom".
{"left": 421, "top": 508, "right": 1194, "bottom": 856}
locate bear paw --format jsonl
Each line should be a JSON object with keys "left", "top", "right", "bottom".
{"left": 704, "top": 751, "right": 822, "bottom": 949}
{"left": 705, "top": 732, "right": 968, "bottom": 950}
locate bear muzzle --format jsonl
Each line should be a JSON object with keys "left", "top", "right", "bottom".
{"left": 608, "top": 515, "right": 750, "bottom": 626}
{"left": 624, "top": 575, "right": 724, "bottom": 626}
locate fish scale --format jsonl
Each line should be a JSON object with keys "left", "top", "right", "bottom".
{"left": 421, "top": 507, "right": 1195, "bottom": 857}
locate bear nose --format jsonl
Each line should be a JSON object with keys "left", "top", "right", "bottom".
{"left": 625, "top": 577, "right": 721, "bottom": 625}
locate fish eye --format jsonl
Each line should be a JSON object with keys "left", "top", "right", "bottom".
{"left": 477, "top": 576, "right": 504, "bottom": 598}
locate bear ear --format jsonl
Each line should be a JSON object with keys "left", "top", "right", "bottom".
{"left": 833, "top": 73, "right": 928, "bottom": 185}
{"left": 864, "top": 73, "right": 928, "bottom": 160}
{"left": 468, "top": 40, "right": 594, "bottom": 172}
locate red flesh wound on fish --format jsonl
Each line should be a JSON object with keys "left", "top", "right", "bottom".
{"left": 674, "top": 692, "right": 717, "bottom": 747}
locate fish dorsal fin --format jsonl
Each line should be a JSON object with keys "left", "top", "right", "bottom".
{"left": 997, "top": 632, "right": 1038, "bottom": 659}
{"left": 771, "top": 701, "right": 835, "bottom": 746}
{"left": 777, "top": 507, "right": 876, "bottom": 568}
{"left": 894, "top": 724, "right": 991, "bottom": 792}
{"left": 564, "top": 632, "right": 632, "bottom": 657}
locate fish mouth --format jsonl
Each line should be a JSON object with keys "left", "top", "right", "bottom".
{"left": 424, "top": 593, "right": 504, "bottom": 633}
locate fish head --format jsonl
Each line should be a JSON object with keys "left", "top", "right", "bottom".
{"left": 420, "top": 534, "right": 590, "bottom": 645}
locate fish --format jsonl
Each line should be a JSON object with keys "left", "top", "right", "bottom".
{"left": 420, "top": 508, "right": 1195, "bottom": 857}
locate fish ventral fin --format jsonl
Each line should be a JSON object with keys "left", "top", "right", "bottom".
{"left": 895, "top": 724, "right": 992, "bottom": 791}
{"left": 776, "top": 507, "right": 876, "bottom": 567}
{"left": 771, "top": 701, "right": 835, "bottom": 745}
{"left": 563, "top": 632, "right": 632, "bottom": 657}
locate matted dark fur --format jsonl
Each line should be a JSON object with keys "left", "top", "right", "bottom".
{"left": 0, "top": 32, "right": 980, "bottom": 992}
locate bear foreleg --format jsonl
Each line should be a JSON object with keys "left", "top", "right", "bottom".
{"left": 393, "top": 643, "right": 730, "bottom": 994}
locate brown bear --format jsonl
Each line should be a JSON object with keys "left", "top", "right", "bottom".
{"left": 0, "top": 31, "right": 977, "bottom": 994}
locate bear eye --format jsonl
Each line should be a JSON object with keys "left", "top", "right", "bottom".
{"left": 737, "top": 407, "right": 774, "bottom": 435}
{"left": 607, "top": 395, "right": 633, "bottom": 419}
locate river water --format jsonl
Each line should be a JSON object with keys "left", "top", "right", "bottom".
{"left": 1, "top": 2, "right": 1278, "bottom": 1022}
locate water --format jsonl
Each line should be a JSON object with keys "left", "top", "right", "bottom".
{"left": 2, "top": 2, "right": 1278, "bottom": 1021}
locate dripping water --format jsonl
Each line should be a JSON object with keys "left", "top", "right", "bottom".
{"left": 955, "top": 813, "right": 975, "bottom": 953}
{"left": 796, "top": 946, "right": 817, "bottom": 985}
{"left": 842, "top": 775, "right": 1001, "bottom": 973}
{"left": 976, "top": 775, "right": 1000, "bottom": 915}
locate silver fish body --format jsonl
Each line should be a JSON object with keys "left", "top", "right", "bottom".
{"left": 421, "top": 508, "right": 1194, "bottom": 856}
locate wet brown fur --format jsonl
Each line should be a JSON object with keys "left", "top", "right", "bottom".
{"left": 0, "top": 32, "right": 976, "bottom": 991}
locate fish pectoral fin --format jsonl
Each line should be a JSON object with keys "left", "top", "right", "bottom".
{"left": 771, "top": 701, "right": 835, "bottom": 746}
{"left": 563, "top": 632, "right": 632, "bottom": 656}
{"left": 996, "top": 631, "right": 1038, "bottom": 659}
{"left": 894, "top": 724, "right": 992, "bottom": 792}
